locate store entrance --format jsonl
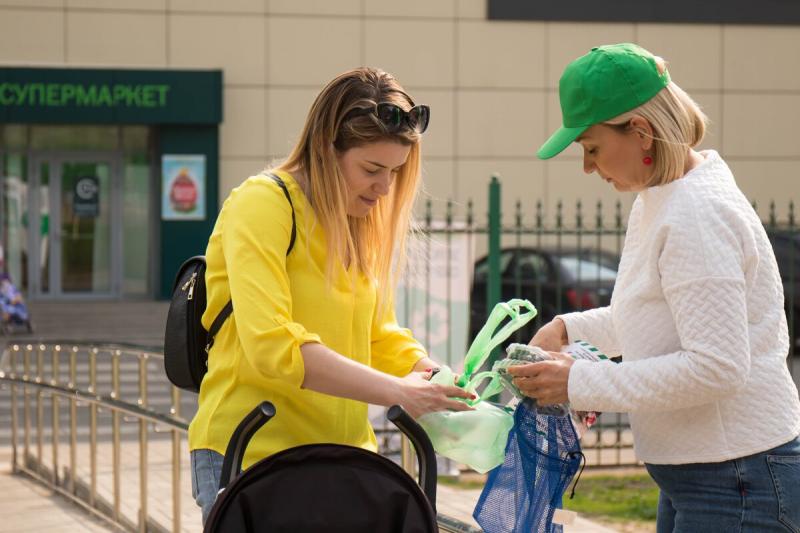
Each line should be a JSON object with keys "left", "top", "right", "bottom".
{"left": 30, "top": 154, "right": 122, "bottom": 298}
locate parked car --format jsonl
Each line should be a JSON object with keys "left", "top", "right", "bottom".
{"left": 766, "top": 229, "right": 800, "bottom": 351}
{"left": 468, "top": 233, "right": 800, "bottom": 354}
{"left": 469, "top": 247, "right": 620, "bottom": 345}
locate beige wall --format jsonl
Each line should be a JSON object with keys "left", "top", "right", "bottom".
{"left": 2, "top": 0, "right": 799, "bottom": 225}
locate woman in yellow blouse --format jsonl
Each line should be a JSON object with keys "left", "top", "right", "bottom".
{"left": 189, "top": 67, "right": 471, "bottom": 523}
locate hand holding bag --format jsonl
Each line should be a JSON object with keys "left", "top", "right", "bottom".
{"left": 416, "top": 299, "right": 537, "bottom": 473}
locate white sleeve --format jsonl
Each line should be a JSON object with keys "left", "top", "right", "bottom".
{"left": 558, "top": 306, "right": 621, "bottom": 357}
{"left": 567, "top": 277, "right": 750, "bottom": 413}
{"left": 567, "top": 206, "right": 752, "bottom": 413}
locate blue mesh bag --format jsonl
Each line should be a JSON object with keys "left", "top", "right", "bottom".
{"left": 473, "top": 399, "right": 585, "bottom": 533}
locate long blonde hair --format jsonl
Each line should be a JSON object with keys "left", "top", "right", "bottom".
{"left": 276, "top": 67, "right": 423, "bottom": 310}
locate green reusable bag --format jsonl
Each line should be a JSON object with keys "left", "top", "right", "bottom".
{"left": 417, "top": 299, "right": 537, "bottom": 473}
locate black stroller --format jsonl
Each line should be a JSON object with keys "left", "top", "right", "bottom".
{"left": 204, "top": 402, "right": 439, "bottom": 532}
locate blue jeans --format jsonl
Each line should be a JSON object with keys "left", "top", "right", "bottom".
{"left": 190, "top": 449, "right": 225, "bottom": 526}
{"left": 646, "top": 436, "right": 800, "bottom": 533}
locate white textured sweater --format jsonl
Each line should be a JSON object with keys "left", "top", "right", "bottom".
{"left": 561, "top": 150, "right": 800, "bottom": 464}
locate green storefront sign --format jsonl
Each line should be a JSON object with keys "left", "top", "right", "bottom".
{"left": 1, "top": 66, "right": 223, "bottom": 298}
{"left": 0, "top": 82, "right": 171, "bottom": 109}
{"left": 0, "top": 67, "right": 222, "bottom": 124}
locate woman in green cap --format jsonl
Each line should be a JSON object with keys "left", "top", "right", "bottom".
{"left": 508, "top": 43, "right": 800, "bottom": 531}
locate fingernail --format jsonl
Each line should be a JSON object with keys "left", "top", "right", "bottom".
{"left": 470, "top": 394, "right": 477, "bottom": 400}
{"left": 425, "top": 368, "right": 432, "bottom": 372}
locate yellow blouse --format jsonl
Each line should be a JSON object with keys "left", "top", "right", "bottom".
{"left": 188, "top": 170, "right": 426, "bottom": 468}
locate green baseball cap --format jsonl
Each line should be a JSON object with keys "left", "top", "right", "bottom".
{"left": 537, "top": 43, "right": 671, "bottom": 160}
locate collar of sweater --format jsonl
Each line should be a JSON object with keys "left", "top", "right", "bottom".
{"left": 638, "top": 150, "right": 729, "bottom": 206}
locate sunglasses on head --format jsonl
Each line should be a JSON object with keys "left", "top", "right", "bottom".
{"left": 345, "top": 103, "right": 430, "bottom": 134}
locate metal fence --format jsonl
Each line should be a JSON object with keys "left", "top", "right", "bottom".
{"left": 403, "top": 177, "right": 800, "bottom": 467}
{"left": 0, "top": 342, "right": 479, "bottom": 533}
{"left": 0, "top": 343, "right": 185, "bottom": 532}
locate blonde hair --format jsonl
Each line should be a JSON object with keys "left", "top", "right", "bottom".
{"left": 604, "top": 57, "right": 708, "bottom": 186}
{"left": 275, "top": 67, "right": 422, "bottom": 310}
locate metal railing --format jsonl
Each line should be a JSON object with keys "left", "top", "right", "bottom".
{"left": 1, "top": 342, "right": 185, "bottom": 532}
{"left": 0, "top": 341, "right": 478, "bottom": 533}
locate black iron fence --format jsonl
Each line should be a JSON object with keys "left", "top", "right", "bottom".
{"left": 401, "top": 178, "right": 799, "bottom": 467}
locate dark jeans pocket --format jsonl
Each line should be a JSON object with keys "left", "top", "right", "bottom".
{"left": 767, "top": 454, "right": 800, "bottom": 533}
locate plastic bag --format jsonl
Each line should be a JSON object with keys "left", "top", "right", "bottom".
{"left": 494, "top": 344, "right": 569, "bottom": 416}
{"left": 473, "top": 399, "right": 584, "bottom": 533}
{"left": 494, "top": 342, "right": 608, "bottom": 437}
{"left": 417, "top": 299, "right": 537, "bottom": 473}
{"left": 418, "top": 387, "right": 514, "bottom": 473}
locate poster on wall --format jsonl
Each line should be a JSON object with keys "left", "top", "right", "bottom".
{"left": 161, "top": 154, "right": 206, "bottom": 221}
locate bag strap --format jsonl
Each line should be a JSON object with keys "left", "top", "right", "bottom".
{"left": 206, "top": 172, "right": 296, "bottom": 353}
{"left": 458, "top": 299, "right": 538, "bottom": 386}
{"left": 206, "top": 300, "right": 233, "bottom": 352}
{"left": 266, "top": 172, "right": 296, "bottom": 255}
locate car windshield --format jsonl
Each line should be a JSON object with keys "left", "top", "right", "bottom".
{"left": 473, "top": 251, "right": 514, "bottom": 282}
{"left": 558, "top": 255, "right": 617, "bottom": 282}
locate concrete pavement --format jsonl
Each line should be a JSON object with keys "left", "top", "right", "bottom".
{"left": 0, "top": 449, "right": 115, "bottom": 532}
{"left": 0, "top": 438, "right": 622, "bottom": 532}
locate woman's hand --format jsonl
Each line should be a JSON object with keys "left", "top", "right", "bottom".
{"left": 395, "top": 372, "right": 474, "bottom": 419}
{"left": 528, "top": 318, "right": 568, "bottom": 352}
{"left": 506, "top": 351, "right": 575, "bottom": 405}
{"left": 300, "top": 344, "right": 471, "bottom": 416}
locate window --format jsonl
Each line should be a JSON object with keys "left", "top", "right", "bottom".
{"left": 473, "top": 251, "right": 514, "bottom": 282}
{"left": 769, "top": 231, "right": 800, "bottom": 283}
{"left": 558, "top": 256, "right": 617, "bottom": 282}
{"left": 512, "top": 252, "right": 549, "bottom": 283}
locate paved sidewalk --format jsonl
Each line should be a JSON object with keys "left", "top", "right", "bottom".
{"left": 0, "top": 450, "right": 114, "bottom": 532}
{"left": 13, "top": 301, "right": 170, "bottom": 347}
{"left": 0, "top": 438, "right": 621, "bottom": 533}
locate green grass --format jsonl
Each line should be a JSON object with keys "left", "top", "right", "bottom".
{"left": 563, "top": 473, "right": 659, "bottom": 523}
{"left": 438, "top": 475, "right": 486, "bottom": 491}
{"left": 439, "top": 472, "right": 659, "bottom": 524}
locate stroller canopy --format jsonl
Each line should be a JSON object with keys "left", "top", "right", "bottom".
{"left": 205, "top": 442, "right": 438, "bottom": 533}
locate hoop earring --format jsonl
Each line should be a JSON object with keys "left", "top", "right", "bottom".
{"left": 643, "top": 156, "right": 653, "bottom": 166}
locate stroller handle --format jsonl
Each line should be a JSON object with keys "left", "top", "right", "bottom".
{"left": 217, "top": 402, "right": 437, "bottom": 511}
{"left": 218, "top": 401, "right": 276, "bottom": 491}
{"left": 387, "top": 405, "right": 437, "bottom": 511}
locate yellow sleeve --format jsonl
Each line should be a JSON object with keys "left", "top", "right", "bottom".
{"left": 221, "top": 178, "right": 320, "bottom": 388}
{"left": 370, "top": 293, "right": 426, "bottom": 377}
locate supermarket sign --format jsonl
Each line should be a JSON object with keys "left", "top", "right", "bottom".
{"left": 0, "top": 67, "right": 222, "bottom": 124}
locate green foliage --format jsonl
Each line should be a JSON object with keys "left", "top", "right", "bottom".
{"left": 437, "top": 476, "right": 486, "bottom": 491}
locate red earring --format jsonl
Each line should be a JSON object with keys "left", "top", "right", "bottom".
{"left": 643, "top": 156, "right": 653, "bottom": 166}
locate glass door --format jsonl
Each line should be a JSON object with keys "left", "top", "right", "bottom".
{"left": 30, "top": 155, "right": 122, "bottom": 298}
{"left": 0, "top": 151, "right": 30, "bottom": 295}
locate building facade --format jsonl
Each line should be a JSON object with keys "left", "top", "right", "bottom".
{"left": 1, "top": 0, "right": 798, "bottom": 299}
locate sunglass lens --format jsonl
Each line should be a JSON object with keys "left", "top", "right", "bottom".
{"left": 408, "top": 105, "right": 430, "bottom": 133}
{"left": 377, "top": 104, "right": 403, "bottom": 129}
